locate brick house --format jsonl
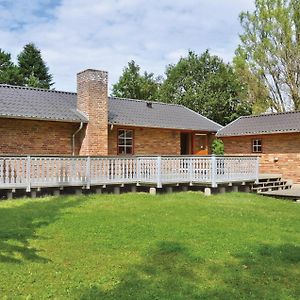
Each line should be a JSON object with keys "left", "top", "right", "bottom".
{"left": 217, "top": 112, "right": 300, "bottom": 183}
{"left": 0, "top": 69, "right": 221, "bottom": 156}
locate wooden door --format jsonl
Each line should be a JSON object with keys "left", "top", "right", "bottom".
{"left": 193, "top": 134, "right": 208, "bottom": 155}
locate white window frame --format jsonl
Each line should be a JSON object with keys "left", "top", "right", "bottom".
{"left": 118, "top": 129, "right": 134, "bottom": 155}
{"left": 252, "top": 139, "right": 262, "bottom": 153}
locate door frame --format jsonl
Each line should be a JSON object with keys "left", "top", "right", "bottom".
{"left": 180, "top": 131, "right": 209, "bottom": 155}
{"left": 193, "top": 133, "right": 209, "bottom": 155}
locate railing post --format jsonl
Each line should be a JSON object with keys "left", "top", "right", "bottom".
{"left": 136, "top": 157, "right": 141, "bottom": 185}
{"left": 255, "top": 156, "right": 260, "bottom": 183}
{"left": 156, "top": 156, "right": 162, "bottom": 188}
{"left": 26, "top": 156, "right": 31, "bottom": 192}
{"left": 189, "top": 157, "right": 194, "bottom": 184}
{"left": 86, "top": 156, "right": 91, "bottom": 189}
{"left": 211, "top": 155, "right": 217, "bottom": 188}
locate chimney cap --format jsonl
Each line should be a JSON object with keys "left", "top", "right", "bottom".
{"left": 77, "top": 69, "right": 108, "bottom": 84}
{"left": 77, "top": 68, "right": 108, "bottom": 76}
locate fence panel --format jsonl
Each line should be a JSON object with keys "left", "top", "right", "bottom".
{"left": 215, "top": 156, "right": 258, "bottom": 182}
{"left": 0, "top": 155, "right": 259, "bottom": 190}
{"left": 0, "top": 157, "right": 28, "bottom": 188}
{"left": 30, "top": 157, "right": 87, "bottom": 187}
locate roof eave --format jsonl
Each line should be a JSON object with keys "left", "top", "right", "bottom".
{"left": 0, "top": 114, "right": 88, "bottom": 123}
{"left": 217, "top": 129, "right": 300, "bottom": 137}
{"left": 108, "top": 121, "right": 219, "bottom": 132}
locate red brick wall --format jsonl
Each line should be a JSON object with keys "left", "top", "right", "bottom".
{"left": 221, "top": 132, "right": 300, "bottom": 183}
{"left": 0, "top": 117, "right": 216, "bottom": 158}
{"left": 0, "top": 119, "right": 81, "bottom": 155}
{"left": 108, "top": 126, "right": 215, "bottom": 156}
{"left": 108, "top": 126, "right": 181, "bottom": 155}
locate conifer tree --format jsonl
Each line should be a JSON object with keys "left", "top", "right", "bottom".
{"left": 0, "top": 49, "right": 23, "bottom": 85}
{"left": 18, "top": 43, "right": 53, "bottom": 89}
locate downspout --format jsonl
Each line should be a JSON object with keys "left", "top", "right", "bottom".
{"left": 72, "top": 122, "right": 83, "bottom": 156}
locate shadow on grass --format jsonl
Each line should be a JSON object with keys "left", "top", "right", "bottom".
{"left": 0, "top": 196, "right": 83, "bottom": 264}
{"left": 79, "top": 242, "right": 300, "bottom": 300}
{"left": 80, "top": 241, "right": 205, "bottom": 300}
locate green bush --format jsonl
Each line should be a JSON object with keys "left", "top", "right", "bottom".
{"left": 212, "top": 138, "right": 224, "bottom": 155}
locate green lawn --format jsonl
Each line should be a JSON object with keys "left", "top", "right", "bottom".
{"left": 0, "top": 192, "right": 299, "bottom": 299}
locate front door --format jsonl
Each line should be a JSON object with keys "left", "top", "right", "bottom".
{"left": 180, "top": 133, "right": 191, "bottom": 155}
{"left": 193, "top": 134, "right": 208, "bottom": 155}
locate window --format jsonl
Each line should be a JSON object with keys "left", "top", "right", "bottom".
{"left": 252, "top": 139, "right": 262, "bottom": 153}
{"left": 118, "top": 129, "right": 134, "bottom": 155}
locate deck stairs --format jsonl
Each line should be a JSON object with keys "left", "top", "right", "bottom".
{"left": 252, "top": 174, "right": 293, "bottom": 193}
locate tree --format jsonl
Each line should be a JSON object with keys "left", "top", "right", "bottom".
{"left": 233, "top": 53, "right": 271, "bottom": 114}
{"left": 112, "top": 60, "right": 161, "bottom": 101}
{"left": 0, "top": 49, "right": 23, "bottom": 85}
{"left": 18, "top": 43, "right": 53, "bottom": 89}
{"left": 236, "top": 0, "right": 300, "bottom": 112}
{"left": 159, "top": 50, "right": 251, "bottom": 125}
{"left": 26, "top": 73, "right": 42, "bottom": 88}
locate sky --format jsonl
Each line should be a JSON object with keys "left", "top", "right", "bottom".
{"left": 0, "top": 0, "right": 255, "bottom": 92}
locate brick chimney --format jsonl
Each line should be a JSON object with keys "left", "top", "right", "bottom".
{"left": 77, "top": 69, "right": 108, "bottom": 156}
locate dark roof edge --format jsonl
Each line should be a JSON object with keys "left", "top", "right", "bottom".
{"left": 217, "top": 128, "right": 300, "bottom": 137}
{"left": 109, "top": 96, "right": 185, "bottom": 108}
{"left": 0, "top": 84, "right": 77, "bottom": 95}
{"left": 238, "top": 110, "right": 300, "bottom": 120}
{"left": 0, "top": 114, "right": 88, "bottom": 123}
{"left": 109, "top": 121, "right": 219, "bottom": 132}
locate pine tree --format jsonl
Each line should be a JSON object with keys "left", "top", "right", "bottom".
{"left": 17, "top": 43, "right": 54, "bottom": 89}
{"left": 0, "top": 49, "right": 23, "bottom": 85}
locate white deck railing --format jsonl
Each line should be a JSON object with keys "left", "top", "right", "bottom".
{"left": 0, "top": 155, "right": 259, "bottom": 191}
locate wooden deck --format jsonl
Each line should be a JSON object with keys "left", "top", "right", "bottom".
{"left": 0, "top": 155, "right": 259, "bottom": 198}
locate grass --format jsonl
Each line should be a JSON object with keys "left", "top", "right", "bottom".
{"left": 0, "top": 192, "right": 299, "bottom": 299}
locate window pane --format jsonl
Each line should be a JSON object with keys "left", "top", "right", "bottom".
{"left": 125, "top": 146, "right": 133, "bottom": 154}
{"left": 126, "top": 139, "right": 132, "bottom": 146}
{"left": 118, "top": 130, "right": 125, "bottom": 139}
{"left": 125, "top": 130, "right": 133, "bottom": 138}
{"left": 118, "top": 146, "right": 126, "bottom": 154}
{"left": 118, "top": 138, "right": 125, "bottom": 146}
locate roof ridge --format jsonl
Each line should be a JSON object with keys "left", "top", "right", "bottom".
{"left": 108, "top": 96, "right": 183, "bottom": 107}
{"left": 0, "top": 84, "right": 77, "bottom": 95}
{"left": 182, "top": 106, "right": 223, "bottom": 128}
{"left": 216, "top": 116, "right": 242, "bottom": 136}
{"left": 241, "top": 110, "right": 300, "bottom": 119}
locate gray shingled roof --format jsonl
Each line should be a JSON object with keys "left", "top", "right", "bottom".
{"left": 108, "top": 97, "right": 222, "bottom": 131}
{"left": 0, "top": 84, "right": 87, "bottom": 122}
{"left": 217, "top": 111, "right": 300, "bottom": 137}
{"left": 0, "top": 84, "right": 222, "bottom": 131}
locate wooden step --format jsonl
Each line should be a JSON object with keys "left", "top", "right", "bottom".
{"left": 252, "top": 180, "right": 287, "bottom": 188}
{"left": 252, "top": 175, "right": 293, "bottom": 193}
{"left": 252, "top": 184, "right": 287, "bottom": 191}
{"left": 254, "top": 184, "right": 292, "bottom": 193}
